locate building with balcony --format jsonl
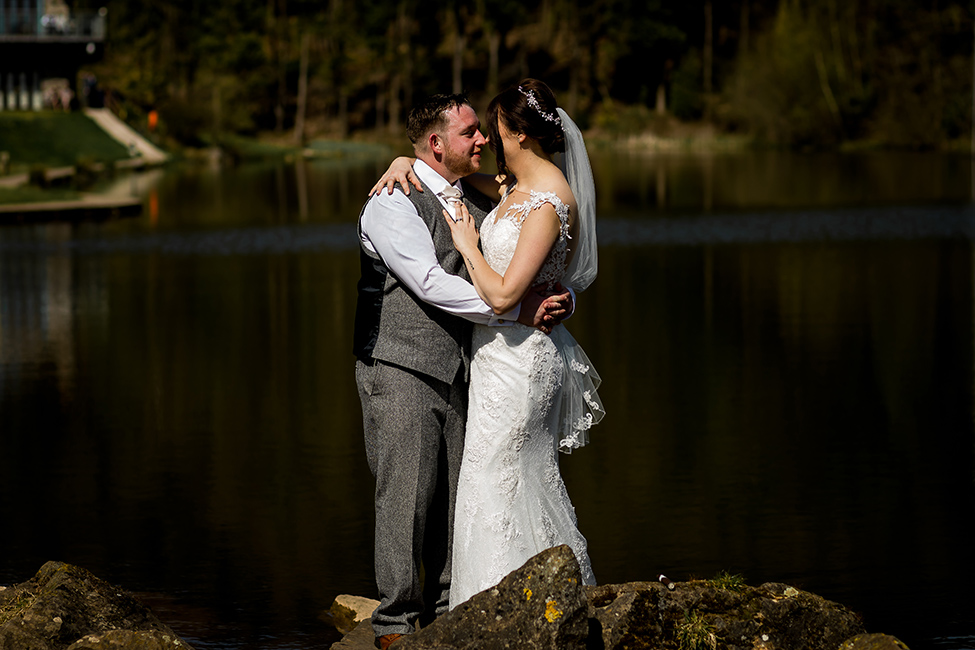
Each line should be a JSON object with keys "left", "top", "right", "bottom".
{"left": 0, "top": 0, "right": 105, "bottom": 110}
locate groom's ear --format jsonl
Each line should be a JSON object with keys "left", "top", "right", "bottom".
{"left": 429, "top": 132, "right": 444, "bottom": 155}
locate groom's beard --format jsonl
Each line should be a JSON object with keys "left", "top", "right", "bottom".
{"left": 444, "top": 147, "right": 481, "bottom": 179}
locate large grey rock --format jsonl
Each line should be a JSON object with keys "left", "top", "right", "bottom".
{"left": 397, "top": 544, "right": 589, "bottom": 650}
{"left": 330, "top": 550, "right": 906, "bottom": 650}
{"left": 0, "top": 562, "right": 194, "bottom": 650}
{"left": 587, "top": 579, "right": 868, "bottom": 650}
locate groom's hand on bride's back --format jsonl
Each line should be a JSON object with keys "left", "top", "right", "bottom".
{"left": 518, "top": 283, "right": 574, "bottom": 335}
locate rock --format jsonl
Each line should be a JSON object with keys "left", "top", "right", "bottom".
{"left": 325, "top": 595, "right": 380, "bottom": 635}
{"left": 329, "top": 618, "right": 379, "bottom": 650}
{"left": 839, "top": 633, "right": 912, "bottom": 650}
{"left": 332, "top": 544, "right": 881, "bottom": 650}
{"left": 397, "top": 544, "right": 589, "bottom": 649}
{"left": 0, "top": 561, "right": 195, "bottom": 650}
{"left": 587, "top": 579, "right": 866, "bottom": 650}
{"left": 65, "top": 630, "right": 191, "bottom": 649}
{"left": 586, "top": 581, "right": 665, "bottom": 649}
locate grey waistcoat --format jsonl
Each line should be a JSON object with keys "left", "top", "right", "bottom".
{"left": 352, "top": 179, "right": 495, "bottom": 385}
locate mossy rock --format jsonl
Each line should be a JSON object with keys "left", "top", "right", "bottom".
{"left": 0, "top": 562, "right": 194, "bottom": 650}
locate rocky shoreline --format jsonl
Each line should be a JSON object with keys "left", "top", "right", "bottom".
{"left": 0, "top": 549, "right": 910, "bottom": 650}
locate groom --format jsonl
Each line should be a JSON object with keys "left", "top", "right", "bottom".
{"left": 352, "top": 93, "right": 569, "bottom": 649}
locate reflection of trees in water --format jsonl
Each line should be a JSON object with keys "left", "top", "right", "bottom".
{"left": 0, "top": 244, "right": 372, "bottom": 620}
{"left": 592, "top": 151, "right": 974, "bottom": 215}
{"left": 563, "top": 239, "right": 973, "bottom": 608}
{"left": 0, "top": 225, "right": 88, "bottom": 401}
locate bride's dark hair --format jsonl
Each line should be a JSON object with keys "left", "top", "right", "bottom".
{"left": 487, "top": 78, "right": 565, "bottom": 176}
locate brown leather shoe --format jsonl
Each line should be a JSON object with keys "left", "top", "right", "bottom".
{"left": 375, "top": 633, "right": 404, "bottom": 649}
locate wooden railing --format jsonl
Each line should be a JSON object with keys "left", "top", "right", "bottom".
{"left": 0, "top": 7, "right": 105, "bottom": 40}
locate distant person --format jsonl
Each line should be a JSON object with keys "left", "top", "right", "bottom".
{"left": 82, "top": 73, "right": 102, "bottom": 109}
{"left": 352, "top": 92, "right": 572, "bottom": 649}
{"left": 58, "top": 86, "right": 73, "bottom": 112}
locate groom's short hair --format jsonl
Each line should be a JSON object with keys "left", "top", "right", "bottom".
{"left": 407, "top": 93, "right": 471, "bottom": 149}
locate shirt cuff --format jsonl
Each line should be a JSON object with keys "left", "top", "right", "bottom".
{"left": 489, "top": 303, "right": 521, "bottom": 326}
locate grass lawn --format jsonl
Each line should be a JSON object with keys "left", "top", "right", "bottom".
{"left": 0, "top": 111, "right": 130, "bottom": 170}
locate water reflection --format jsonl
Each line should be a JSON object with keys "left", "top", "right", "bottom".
{"left": 1, "top": 152, "right": 973, "bottom": 650}
{"left": 594, "top": 150, "right": 974, "bottom": 214}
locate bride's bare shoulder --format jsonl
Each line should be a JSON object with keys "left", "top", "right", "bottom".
{"left": 533, "top": 171, "right": 576, "bottom": 215}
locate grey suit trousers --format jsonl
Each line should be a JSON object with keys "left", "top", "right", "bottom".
{"left": 356, "top": 359, "right": 467, "bottom": 636}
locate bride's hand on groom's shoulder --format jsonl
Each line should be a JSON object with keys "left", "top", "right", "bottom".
{"left": 369, "top": 157, "right": 421, "bottom": 196}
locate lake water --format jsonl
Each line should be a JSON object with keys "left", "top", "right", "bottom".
{"left": 1, "top": 149, "right": 973, "bottom": 649}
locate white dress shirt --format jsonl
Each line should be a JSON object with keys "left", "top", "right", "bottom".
{"left": 360, "top": 159, "right": 519, "bottom": 326}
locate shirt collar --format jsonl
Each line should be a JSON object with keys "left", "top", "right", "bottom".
{"left": 414, "top": 159, "right": 463, "bottom": 196}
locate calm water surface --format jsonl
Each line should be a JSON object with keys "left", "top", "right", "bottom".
{"left": 1, "top": 150, "right": 973, "bottom": 649}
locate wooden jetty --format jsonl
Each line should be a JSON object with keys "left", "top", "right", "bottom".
{"left": 0, "top": 194, "right": 142, "bottom": 224}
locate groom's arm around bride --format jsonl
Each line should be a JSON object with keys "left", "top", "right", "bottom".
{"left": 351, "top": 92, "right": 569, "bottom": 650}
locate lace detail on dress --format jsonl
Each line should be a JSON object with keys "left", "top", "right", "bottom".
{"left": 449, "top": 186, "right": 601, "bottom": 608}
{"left": 483, "top": 189, "right": 571, "bottom": 290}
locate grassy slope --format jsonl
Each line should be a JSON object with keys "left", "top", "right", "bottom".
{"left": 0, "top": 111, "right": 130, "bottom": 170}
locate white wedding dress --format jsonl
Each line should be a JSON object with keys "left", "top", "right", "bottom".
{"left": 449, "top": 188, "right": 603, "bottom": 608}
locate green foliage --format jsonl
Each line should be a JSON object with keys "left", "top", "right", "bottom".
{"left": 708, "top": 570, "right": 746, "bottom": 592}
{"left": 593, "top": 101, "right": 661, "bottom": 136}
{"left": 213, "top": 135, "right": 302, "bottom": 161}
{"left": 77, "top": 0, "right": 975, "bottom": 149}
{"left": 721, "top": 0, "right": 971, "bottom": 148}
{"left": 677, "top": 610, "right": 717, "bottom": 650}
{"left": 670, "top": 50, "right": 703, "bottom": 120}
{"left": 84, "top": 0, "right": 695, "bottom": 144}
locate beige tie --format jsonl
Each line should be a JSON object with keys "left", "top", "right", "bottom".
{"left": 440, "top": 186, "right": 463, "bottom": 220}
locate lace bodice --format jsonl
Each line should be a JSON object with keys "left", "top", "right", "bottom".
{"left": 479, "top": 189, "right": 571, "bottom": 289}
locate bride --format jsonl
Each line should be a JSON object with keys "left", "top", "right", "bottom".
{"left": 378, "top": 79, "right": 604, "bottom": 607}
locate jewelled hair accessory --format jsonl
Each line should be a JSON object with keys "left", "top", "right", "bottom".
{"left": 518, "top": 86, "right": 562, "bottom": 127}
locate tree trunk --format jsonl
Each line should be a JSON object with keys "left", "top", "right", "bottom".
{"left": 389, "top": 73, "right": 401, "bottom": 133}
{"left": 275, "top": 0, "right": 288, "bottom": 133}
{"left": 828, "top": 0, "right": 846, "bottom": 83}
{"left": 213, "top": 84, "right": 222, "bottom": 139}
{"left": 847, "top": 0, "right": 864, "bottom": 95}
{"left": 568, "top": 42, "right": 580, "bottom": 116}
{"left": 453, "top": 31, "right": 465, "bottom": 94}
{"left": 703, "top": 0, "right": 713, "bottom": 119}
{"left": 488, "top": 30, "right": 501, "bottom": 96}
{"left": 814, "top": 48, "right": 842, "bottom": 130}
{"left": 294, "top": 32, "right": 309, "bottom": 145}
{"left": 376, "top": 79, "right": 386, "bottom": 133}
{"left": 338, "top": 87, "right": 348, "bottom": 137}
{"left": 740, "top": 0, "right": 749, "bottom": 55}
{"left": 399, "top": 1, "right": 413, "bottom": 112}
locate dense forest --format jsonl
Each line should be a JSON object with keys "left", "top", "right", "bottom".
{"left": 80, "top": 0, "right": 974, "bottom": 149}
